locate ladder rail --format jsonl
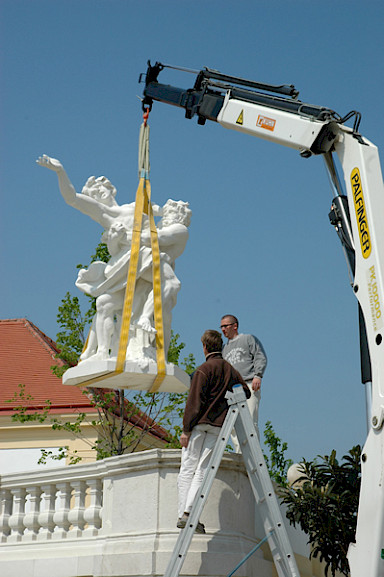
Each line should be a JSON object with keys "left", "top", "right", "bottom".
{"left": 164, "top": 405, "right": 238, "bottom": 577}
{"left": 234, "top": 397, "right": 300, "bottom": 577}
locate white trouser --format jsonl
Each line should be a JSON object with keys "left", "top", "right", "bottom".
{"left": 231, "top": 384, "right": 260, "bottom": 453}
{"left": 177, "top": 423, "right": 220, "bottom": 518}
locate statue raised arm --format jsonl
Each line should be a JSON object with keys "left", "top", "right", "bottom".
{"left": 37, "top": 155, "right": 136, "bottom": 231}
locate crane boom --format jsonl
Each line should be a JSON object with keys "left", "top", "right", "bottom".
{"left": 140, "top": 61, "right": 384, "bottom": 576}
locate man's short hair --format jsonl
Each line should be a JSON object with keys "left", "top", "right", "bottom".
{"left": 221, "top": 314, "right": 239, "bottom": 327}
{"left": 201, "top": 330, "right": 223, "bottom": 353}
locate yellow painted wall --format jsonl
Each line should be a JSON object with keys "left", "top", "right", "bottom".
{"left": 0, "top": 412, "right": 167, "bottom": 470}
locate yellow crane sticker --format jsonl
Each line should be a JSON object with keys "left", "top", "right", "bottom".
{"left": 367, "top": 265, "right": 383, "bottom": 331}
{"left": 351, "top": 167, "right": 372, "bottom": 259}
{"left": 236, "top": 110, "right": 244, "bottom": 125}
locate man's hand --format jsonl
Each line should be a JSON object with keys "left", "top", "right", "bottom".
{"left": 252, "top": 376, "right": 262, "bottom": 392}
{"left": 180, "top": 432, "right": 191, "bottom": 448}
{"left": 36, "top": 154, "right": 64, "bottom": 173}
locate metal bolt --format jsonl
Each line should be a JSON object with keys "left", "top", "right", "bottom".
{"left": 372, "top": 416, "right": 378, "bottom": 426}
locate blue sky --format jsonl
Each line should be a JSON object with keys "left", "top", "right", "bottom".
{"left": 2, "top": 0, "right": 384, "bottom": 463}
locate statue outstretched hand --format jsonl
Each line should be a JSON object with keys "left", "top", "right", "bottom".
{"left": 36, "top": 154, "right": 64, "bottom": 173}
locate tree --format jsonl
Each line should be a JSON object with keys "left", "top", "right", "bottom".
{"left": 261, "top": 421, "right": 361, "bottom": 576}
{"left": 280, "top": 446, "right": 361, "bottom": 577}
{"left": 262, "top": 420, "right": 293, "bottom": 488}
{"left": 9, "top": 242, "right": 195, "bottom": 464}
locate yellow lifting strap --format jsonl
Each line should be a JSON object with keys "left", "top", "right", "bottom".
{"left": 146, "top": 180, "right": 167, "bottom": 391}
{"left": 79, "top": 117, "right": 166, "bottom": 391}
{"left": 116, "top": 116, "right": 166, "bottom": 390}
{"left": 115, "top": 169, "right": 166, "bottom": 391}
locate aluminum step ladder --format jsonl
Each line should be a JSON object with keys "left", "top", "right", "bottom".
{"left": 164, "top": 385, "right": 300, "bottom": 577}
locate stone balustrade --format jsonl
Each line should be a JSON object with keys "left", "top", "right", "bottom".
{"left": 0, "top": 449, "right": 312, "bottom": 577}
{"left": 1, "top": 460, "right": 103, "bottom": 546}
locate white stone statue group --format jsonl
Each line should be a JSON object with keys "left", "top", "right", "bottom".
{"left": 37, "top": 155, "right": 191, "bottom": 367}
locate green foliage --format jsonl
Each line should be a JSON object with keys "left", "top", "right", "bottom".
{"left": 154, "top": 391, "right": 188, "bottom": 447}
{"left": 38, "top": 447, "right": 81, "bottom": 466}
{"left": 160, "top": 332, "right": 195, "bottom": 446}
{"left": 262, "top": 422, "right": 361, "bottom": 576}
{"left": 88, "top": 242, "right": 110, "bottom": 266}
{"left": 87, "top": 388, "right": 160, "bottom": 459}
{"left": 167, "top": 331, "right": 195, "bottom": 376}
{"left": 280, "top": 446, "right": 361, "bottom": 577}
{"left": 263, "top": 420, "right": 294, "bottom": 488}
{"left": 51, "top": 292, "right": 94, "bottom": 377}
{"left": 7, "top": 384, "right": 82, "bottom": 465}
{"left": 6, "top": 384, "right": 52, "bottom": 423}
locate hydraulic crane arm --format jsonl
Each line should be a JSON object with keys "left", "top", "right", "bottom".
{"left": 140, "top": 61, "right": 384, "bottom": 577}
{"left": 141, "top": 61, "right": 361, "bottom": 157}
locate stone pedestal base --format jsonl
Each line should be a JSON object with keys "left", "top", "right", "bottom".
{"left": 62, "top": 359, "right": 190, "bottom": 392}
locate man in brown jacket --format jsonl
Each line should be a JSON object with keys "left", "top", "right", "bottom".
{"left": 177, "top": 329, "right": 250, "bottom": 533}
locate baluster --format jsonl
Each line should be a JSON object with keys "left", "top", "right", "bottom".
{"left": 52, "top": 482, "right": 71, "bottom": 539}
{"left": 8, "top": 487, "right": 26, "bottom": 542}
{"left": 23, "top": 485, "right": 42, "bottom": 541}
{"left": 67, "top": 480, "right": 86, "bottom": 538}
{"left": 38, "top": 484, "right": 56, "bottom": 541}
{"left": 0, "top": 488, "right": 13, "bottom": 543}
{"left": 83, "top": 478, "right": 102, "bottom": 537}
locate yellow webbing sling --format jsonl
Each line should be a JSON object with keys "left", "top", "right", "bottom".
{"left": 145, "top": 180, "right": 167, "bottom": 391}
{"left": 79, "top": 116, "right": 166, "bottom": 391}
{"left": 115, "top": 171, "right": 166, "bottom": 391}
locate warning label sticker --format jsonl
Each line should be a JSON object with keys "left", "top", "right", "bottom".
{"left": 236, "top": 110, "right": 244, "bottom": 125}
{"left": 256, "top": 115, "right": 276, "bottom": 132}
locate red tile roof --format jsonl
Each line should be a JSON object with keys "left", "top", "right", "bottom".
{"left": 0, "top": 318, "right": 94, "bottom": 415}
{"left": 0, "top": 319, "right": 170, "bottom": 442}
